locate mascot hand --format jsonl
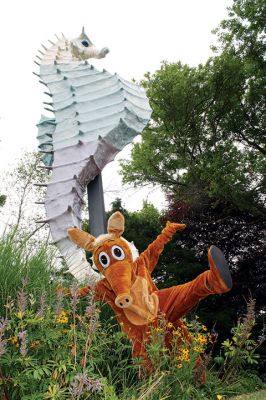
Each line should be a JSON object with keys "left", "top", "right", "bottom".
{"left": 163, "top": 221, "right": 187, "bottom": 236}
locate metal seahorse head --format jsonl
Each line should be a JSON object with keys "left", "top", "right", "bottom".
{"left": 40, "top": 28, "right": 109, "bottom": 65}
{"left": 35, "top": 29, "right": 152, "bottom": 283}
{"left": 71, "top": 27, "right": 109, "bottom": 60}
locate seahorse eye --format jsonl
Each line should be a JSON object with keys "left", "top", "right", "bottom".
{"left": 99, "top": 252, "right": 110, "bottom": 268}
{"left": 81, "top": 40, "right": 89, "bottom": 47}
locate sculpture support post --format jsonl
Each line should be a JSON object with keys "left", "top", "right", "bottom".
{"left": 87, "top": 173, "right": 106, "bottom": 236}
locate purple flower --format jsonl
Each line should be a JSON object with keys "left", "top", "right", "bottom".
{"left": 18, "top": 330, "right": 28, "bottom": 356}
{"left": 36, "top": 292, "right": 47, "bottom": 318}
{"left": 0, "top": 318, "right": 9, "bottom": 356}
{"left": 70, "top": 283, "right": 79, "bottom": 314}
{"left": 70, "top": 373, "right": 103, "bottom": 398}
{"left": 54, "top": 290, "right": 64, "bottom": 316}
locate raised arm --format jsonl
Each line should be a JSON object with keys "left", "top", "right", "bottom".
{"left": 138, "top": 222, "right": 186, "bottom": 273}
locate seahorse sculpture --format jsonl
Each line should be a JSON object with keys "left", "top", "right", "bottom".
{"left": 35, "top": 28, "right": 152, "bottom": 282}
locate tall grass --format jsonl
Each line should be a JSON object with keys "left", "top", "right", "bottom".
{"left": 0, "top": 228, "right": 56, "bottom": 313}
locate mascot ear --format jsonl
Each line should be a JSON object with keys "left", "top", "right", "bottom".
{"left": 107, "top": 211, "right": 125, "bottom": 237}
{"left": 67, "top": 228, "right": 95, "bottom": 251}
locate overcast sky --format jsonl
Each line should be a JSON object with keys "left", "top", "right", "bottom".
{"left": 0, "top": 0, "right": 231, "bottom": 211}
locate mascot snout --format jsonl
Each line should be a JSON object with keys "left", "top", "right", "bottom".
{"left": 104, "top": 261, "right": 134, "bottom": 309}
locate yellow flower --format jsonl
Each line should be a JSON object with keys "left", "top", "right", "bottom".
{"left": 172, "top": 330, "right": 181, "bottom": 336}
{"left": 56, "top": 311, "right": 69, "bottom": 324}
{"left": 30, "top": 340, "right": 41, "bottom": 348}
{"left": 8, "top": 336, "right": 18, "bottom": 344}
{"left": 177, "top": 363, "right": 183, "bottom": 369}
{"left": 56, "top": 314, "right": 68, "bottom": 324}
{"left": 155, "top": 327, "right": 163, "bottom": 332}
{"left": 182, "top": 348, "right": 189, "bottom": 355}
{"left": 199, "top": 337, "right": 207, "bottom": 345}
{"left": 119, "top": 322, "right": 124, "bottom": 326}
{"left": 167, "top": 322, "right": 173, "bottom": 328}
{"left": 217, "top": 395, "right": 223, "bottom": 400}
{"left": 193, "top": 346, "right": 204, "bottom": 353}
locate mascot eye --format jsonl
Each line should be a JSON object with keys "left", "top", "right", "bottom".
{"left": 111, "top": 246, "right": 125, "bottom": 260}
{"left": 81, "top": 40, "right": 89, "bottom": 47}
{"left": 98, "top": 252, "right": 110, "bottom": 268}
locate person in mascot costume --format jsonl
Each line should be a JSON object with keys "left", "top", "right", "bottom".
{"left": 68, "top": 211, "right": 233, "bottom": 378}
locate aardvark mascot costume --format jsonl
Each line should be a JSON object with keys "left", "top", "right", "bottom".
{"left": 68, "top": 212, "right": 232, "bottom": 374}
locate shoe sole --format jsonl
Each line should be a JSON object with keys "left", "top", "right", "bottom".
{"left": 209, "top": 245, "right": 233, "bottom": 290}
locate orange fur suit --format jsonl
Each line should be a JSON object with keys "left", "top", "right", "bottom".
{"left": 68, "top": 211, "right": 232, "bottom": 372}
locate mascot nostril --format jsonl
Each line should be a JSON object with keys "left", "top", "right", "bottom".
{"left": 115, "top": 294, "right": 133, "bottom": 308}
{"left": 67, "top": 211, "right": 233, "bottom": 383}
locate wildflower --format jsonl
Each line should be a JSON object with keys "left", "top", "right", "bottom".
{"left": 172, "top": 329, "right": 181, "bottom": 336}
{"left": 16, "top": 279, "right": 28, "bottom": 315}
{"left": 198, "top": 337, "right": 207, "bottom": 346}
{"left": 217, "top": 396, "right": 223, "bottom": 400}
{"left": 30, "top": 340, "right": 41, "bottom": 349}
{"left": 70, "top": 372, "right": 103, "bottom": 398}
{"left": 56, "top": 311, "right": 68, "bottom": 324}
{"left": 36, "top": 292, "right": 47, "bottom": 318}
{"left": 177, "top": 363, "right": 183, "bottom": 369}
{"left": 182, "top": 348, "right": 189, "bottom": 355}
{"left": 28, "top": 293, "right": 36, "bottom": 306}
{"left": 54, "top": 289, "right": 64, "bottom": 316}
{"left": 202, "top": 325, "right": 208, "bottom": 331}
{"left": 18, "top": 330, "right": 28, "bottom": 356}
{"left": 4, "top": 296, "right": 14, "bottom": 313}
{"left": 155, "top": 327, "right": 163, "bottom": 332}
{"left": 85, "top": 305, "right": 95, "bottom": 317}
{"left": 193, "top": 346, "right": 204, "bottom": 353}
{"left": 119, "top": 322, "right": 124, "bottom": 326}
{"left": 70, "top": 283, "right": 79, "bottom": 314}
{"left": 167, "top": 322, "right": 173, "bottom": 328}
{"left": 8, "top": 336, "right": 18, "bottom": 345}
{"left": 195, "top": 333, "right": 207, "bottom": 345}
{"left": 0, "top": 318, "right": 9, "bottom": 356}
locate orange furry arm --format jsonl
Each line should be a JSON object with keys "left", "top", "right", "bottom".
{"left": 139, "top": 222, "right": 186, "bottom": 273}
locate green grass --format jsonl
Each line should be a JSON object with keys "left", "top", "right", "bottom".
{"left": 0, "top": 229, "right": 57, "bottom": 312}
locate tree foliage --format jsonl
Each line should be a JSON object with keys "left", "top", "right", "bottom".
{"left": 0, "top": 151, "right": 49, "bottom": 242}
{"left": 0, "top": 194, "right": 6, "bottom": 208}
{"left": 120, "top": 0, "right": 266, "bottom": 213}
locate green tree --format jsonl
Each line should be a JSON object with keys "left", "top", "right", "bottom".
{"left": 0, "top": 194, "right": 6, "bottom": 208}
{"left": 0, "top": 151, "right": 49, "bottom": 241}
{"left": 121, "top": 0, "right": 266, "bottom": 213}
